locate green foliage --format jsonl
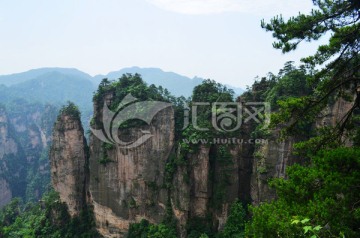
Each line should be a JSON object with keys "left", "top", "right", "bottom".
{"left": 241, "top": 63, "right": 314, "bottom": 140}
{"left": 190, "top": 79, "right": 234, "bottom": 132}
{"left": 98, "top": 155, "right": 113, "bottom": 165}
{"left": 266, "top": 62, "right": 312, "bottom": 109}
{"left": 0, "top": 102, "right": 57, "bottom": 204}
{"left": 186, "top": 216, "right": 214, "bottom": 238}
{"left": 127, "top": 219, "right": 150, "bottom": 238}
{"left": 0, "top": 198, "right": 22, "bottom": 227}
{"left": 241, "top": 62, "right": 314, "bottom": 140}
{"left": 291, "top": 217, "right": 323, "bottom": 238}
{"left": 127, "top": 219, "right": 177, "bottom": 238}
{"left": 245, "top": 147, "right": 360, "bottom": 237}
{"left": 99, "top": 142, "right": 114, "bottom": 165}
{"left": 192, "top": 79, "right": 234, "bottom": 103}
{"left": 241, "top": 74, "right": 276, "bottom": 102}
{"left": 0, "top": 153, "right": 27, "bottom": 199}
{"left": 180, "top": 79, "right": 236, "bottom": 154}
{"left": 164, "top": 154, "right": 177, "bottom": 189}
{"left": 261, "top": 0, "right": 360, "bottom": 143}
{"left": 243, "top": 3, "right": 360, "bottom": 237}
{"left": 218, "top": 201, "right": 246, "bottom": 238}
{"left": 92, "top": 74, "right": 186, "bottom": 140}
{"left": 93, "top": 74, "right": 174, "bottom": 109}
{"left": 261, "top": 0, "right": 360, "bottom": 54}
{"left": 210, "top": 145, "right": 233, "bottom": 209}
{"left": 102, "top": 142, "right": 114, "bottom": 150}
{"left": 59, "top": 101, "right": 81, "bottom": 120}
{"left": 147, "top": 224, "right": 177, "bottom": 238}
{"left": 0, "top": 190, "right": 100, "bottom": 238}
{"left": 199, "top": 234, "right": 209, "bottom": 238}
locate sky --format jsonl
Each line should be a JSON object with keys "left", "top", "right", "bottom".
{"left": 0, "top": 0, "right": 323, "bottom": 88}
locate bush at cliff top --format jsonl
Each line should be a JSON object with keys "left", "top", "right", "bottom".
{"left": 59, "top": 101, "right": 81, "bottom": 120}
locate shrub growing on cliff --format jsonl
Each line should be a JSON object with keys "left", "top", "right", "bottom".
{"left": 127, "top": 219, "right": 177, "bottom": 238}
{"left": 218, "top": 201, "right": 246, "bottom": 238}
{"left": 245, "top": 147, "right": 360, "bottom": 237}
{"left": 92, "top": 73, "right": 187, "bottom": 139}
{"left": 261, "top": 0, "right": 360, "bottom": 145}
{"left": 58, "top": 101, "right": 81, "bottom": 120}
{"left": 0, "top": 190, "right": 100, "bottom": 238}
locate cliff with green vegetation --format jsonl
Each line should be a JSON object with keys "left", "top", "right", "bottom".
{"left": 50, "top": 102, "right": 88, "bottom": 217}
{"left": 47, "top": 68, "right": 359, "bottom": 238}
{"left": 1, "top": 1, "right": 359, "bottom": 237}
{"left": 89, "top": 79, "right": 175, "bottom": 236}
{"left": 48, "top": 74, "right": 256, "bottom": 237}
{"left": 0, "top": 106, "right": 20, "bottom": 207}
{"left": 0, "top": 102, "right": 58, "bottom": 208}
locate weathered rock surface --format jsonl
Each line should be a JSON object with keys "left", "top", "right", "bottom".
{"left": 0, "top": 103, "right": 57, "bottom": 208}
{"left": 316, "top": 97, "right": 355, "bottom": 128}
{"left": 88, "top": 96, "right": 175, "bottom": 237}
{"left": 48, "top": 88, "right": 355, "bottom": 237}
{"left": 0, "top": 107, "right": 21, "bottom": 207}
{"left": 170, "top": 141, "right": 253, "bottom": 237}
{"left": 50, "top": 94, "right": 256, "bottom": 237}
{"left": 250, "top": 136, "right": 296, "bottom": 205}
{"left": 50, "top": 113, "right": 88, "bottom": 216}
{"left": 0, "top": 179, "right": 12, "bottom": 208}
{"left": 250, "top": 97, "right": 355, "bottom": 205}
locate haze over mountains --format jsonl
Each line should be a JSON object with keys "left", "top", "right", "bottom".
{"left": 0, "top": 67, "right": 244, "bottom": 132}
{"left": 93, "top": 67, "right": 244, "bottom": 97}
{"left": 0, "top": 68, "right": 92, "bottom": 86}
{"left": 0, "top": 67, "right": 244, "bottom": 99}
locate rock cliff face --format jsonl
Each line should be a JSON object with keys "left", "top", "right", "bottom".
{"left": 0, "top": 106, "right": 23, "bottom": 207}
{"left": 316, "top": 97, "right": 355, "bottom": 129}
{"left": 88, "top": 95, "right": 174, "bottom": 237}
{"left": 0, "top": 179, "right": 12, "bottom": 208}
{"left": 50, "top": 112, "right": 88, "bottom": 217}
{"left": 249, "top": 97, "right": 355, "bottom": 205}
{"left": 50, "top": 93, "right": 256, "bottom": 237}
{"left": 250, "top": 136, "right": 297, "bottom": 205}
{"left": 48, "top": 88, "right": 355, "bottom": 237}
{"left": 0, "top": 103, "right": 57, "bottom": 208}
{"left": 171, "top": 142, "right": 253, "bottom": 235}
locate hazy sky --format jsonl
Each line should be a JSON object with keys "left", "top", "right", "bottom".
{"left": 0, "top": 0, "right": 323, "bottom": 88}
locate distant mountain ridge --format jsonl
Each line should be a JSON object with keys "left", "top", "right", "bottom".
{"left": 94, "top": 66, "right": 243, "bottom": 97}
{"left": 0, "top": 68, "right": 93, "bottom": 86}
{"left": 8, "top": 71, "right": 94, "bottom": 108}
{"left": 0, "top": 67, "right": 244, "bottom": 97}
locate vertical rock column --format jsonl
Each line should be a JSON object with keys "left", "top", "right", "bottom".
{"left": 0, "top": 107, "right": 21, "bottom": 208}
{"left": 50, "top": 112, "right": 88, "bottom": 217}
{"left": 89, "top": 104, "right": 175, "bottom": 238}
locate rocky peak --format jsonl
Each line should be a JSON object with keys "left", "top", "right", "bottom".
{"left": 50, "top": 106, "right": 88, "bottom": 217}
{"left": 89, "top": 105, "right": 175, "bottom": 237}
{"left": 0, "top": 108, "right": 16, "bottom": 208}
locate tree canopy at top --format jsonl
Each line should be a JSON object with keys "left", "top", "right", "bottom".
{"left": 261, "top": 0, "right": 360, "bottom": 146}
